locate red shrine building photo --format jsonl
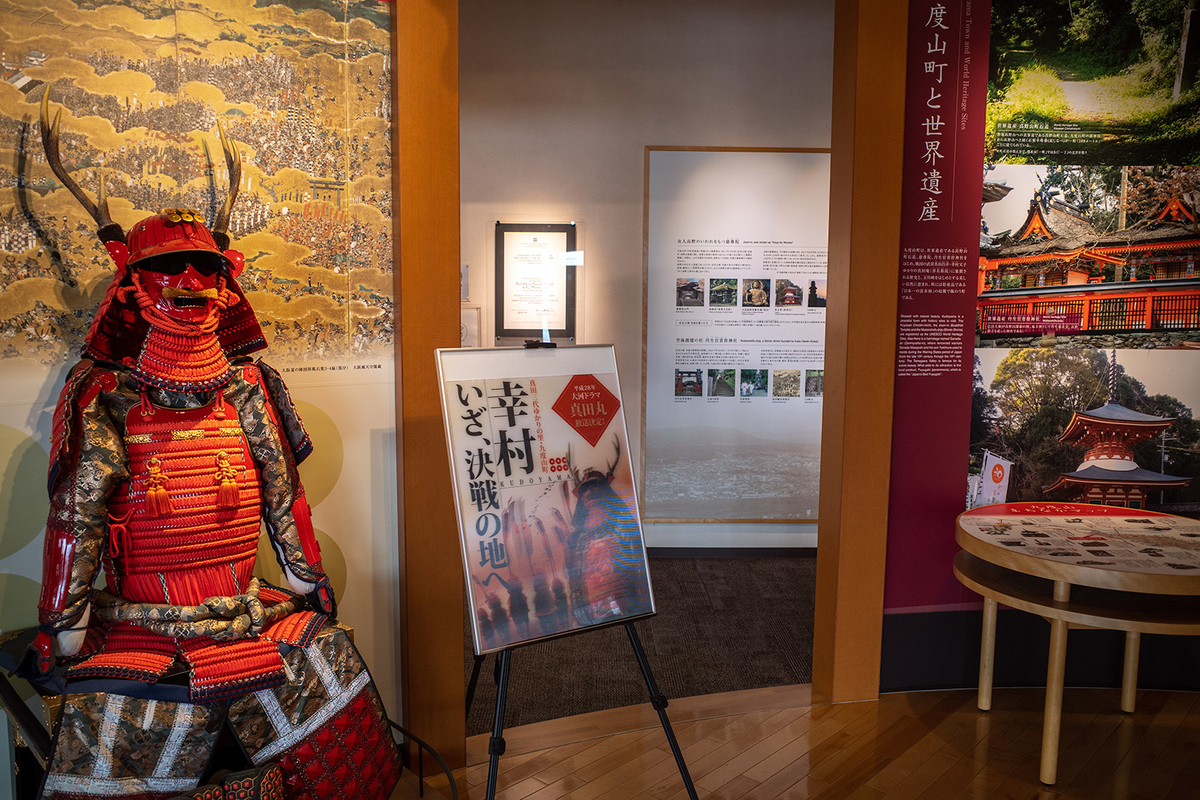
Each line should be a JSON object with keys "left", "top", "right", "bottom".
{"left": 976, "top": 193, "right": 1200, "bottom": 341}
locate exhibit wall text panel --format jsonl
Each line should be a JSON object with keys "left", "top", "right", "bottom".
{"left": 494, "top": 222, "right": 577, "bottom": 341}
{"left": 885, "top": 0, "right": 990, "bottom": 612}
{"left": 502, "top": 230, "right": 569, "bottom": 331}
{"left": 438, "top": 345, "right": 654, "bottom": 655}
{"left": 0, "top": 0, "right": 401, "bottom": 718}
{"left": 643, "top": 149, "right": 830, "bottom": 524}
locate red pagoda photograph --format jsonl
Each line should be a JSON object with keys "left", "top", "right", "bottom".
{"left": 1045, "top": 352, "right": 1192, "bottom": 508}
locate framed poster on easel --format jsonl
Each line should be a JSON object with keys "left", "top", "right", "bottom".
{"left": 437, "top": 344, "right": 654, "bottom": 654}
{"left": 436, "top": 344, "right": 695, "bottom": 800}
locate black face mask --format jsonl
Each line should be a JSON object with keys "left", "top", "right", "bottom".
{"left": 136, "top": 251, "right": 226, "bottom": 277}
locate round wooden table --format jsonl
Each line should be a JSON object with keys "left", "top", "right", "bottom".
{"left": 955, "top": 501, "right": 1200, "bottom": 784}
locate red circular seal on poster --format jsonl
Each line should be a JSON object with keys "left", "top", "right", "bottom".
{"left": 991, "top": 463, "right": 1005, "bottom": 483}
{"left": 551, "top": 374, "right": 620, "bottom": 446}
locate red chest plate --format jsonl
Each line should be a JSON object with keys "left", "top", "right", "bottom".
{"left": 107, "top": 398, "right": 263, "bottom": 605}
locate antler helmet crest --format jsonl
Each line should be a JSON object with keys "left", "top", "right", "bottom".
{"left": 40, "top": 88, "right": 263, "bottom": 363}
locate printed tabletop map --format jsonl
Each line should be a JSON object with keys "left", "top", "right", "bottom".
{"left": 960, "top": 502, "right": 1200, "bottom": 576}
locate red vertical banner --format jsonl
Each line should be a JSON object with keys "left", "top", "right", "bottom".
{"left": 886, "top": 0, "right": 991, "bottom": 610}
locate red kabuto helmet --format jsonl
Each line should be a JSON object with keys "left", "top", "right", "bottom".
{"left": 125, "top": 208, "right": 245, "bottom": 275}
{"left": 39, "top": 88, "right": 264, "bottom": 362}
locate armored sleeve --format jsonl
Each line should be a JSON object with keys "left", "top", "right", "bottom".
{"left": 230, "top": 364, "right": 326, "bottom": 586}
{"left": 256, "top": 359, "right": 313, "bottom": 464}
{"left": 39, "top": 363, "right": 130, "bottom": 631}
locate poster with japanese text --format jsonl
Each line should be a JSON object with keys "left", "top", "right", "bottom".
{"left": 889, "top": 0, "right": 1200, "bottom": 614}
{"left": 886, "top": 0, "right": 991, "bottom": 612}
{"left": 971, "top": 0, "right": 1200, "bottom": 527}
{"left": 438, "top": 346, "right": 654, "bottom": 654}
{"left": 643, "top": 149, "right": 830, "bottom": 522}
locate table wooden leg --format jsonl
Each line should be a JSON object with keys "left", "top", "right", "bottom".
{"left": 978, "top": 596, "right": 997, "bottom": 711}
{"left": 1040, "top": 581, "right": 1070, "bottom": 785}
{"left": 1121, "top": 631, "right": 1140, "bottom": 713}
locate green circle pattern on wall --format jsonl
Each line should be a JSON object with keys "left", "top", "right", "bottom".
{"left": 0, "top": 425, "right": 50, "bottom": 560}
{"left": 0, "top": 573, "right": 41, "bottom": 635}
{"left": 254, "top": 527, "right": 347, "bottom": 599}
{"left": 0, "top": 573, "right": 42, "bottom": 700}
{"left": 294, "top": 401, "right": 343, "bottom": 508}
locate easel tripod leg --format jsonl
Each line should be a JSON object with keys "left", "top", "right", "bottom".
{"left": 624, "top": 623, "right": 699, "bottom": 800}
{"left": 485, "top": 649, "right": 512, "bottom": 800}
{"left": 466, "top": 653, "right": 486, "bottom": 720}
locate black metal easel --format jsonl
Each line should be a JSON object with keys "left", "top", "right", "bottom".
{"left": 470, "top": 621, "right": 698, "bottom": 800}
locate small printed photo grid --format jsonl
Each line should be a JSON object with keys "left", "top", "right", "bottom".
{"left": 707, "top": 369, "right": 737, "bottom": 397}
{"left": 739, "top": 369, "right": 769, "bottom": 397}
{"left": 675, "top": 368, "right": 814, "bottom": 398}
{"left": 807, "top": 279, "right": 827, "bottom": 308}
{"left": 676, "top": 277, "right": 706, "bottom": 307}
{"left": 674, "top": 369, "right": 703, "bottom": 396}
{"left": 775, "top": 278, "right": 804, "bottom": 307}
{"left": 805, "top": 369, "right": 824, "bottom": 397}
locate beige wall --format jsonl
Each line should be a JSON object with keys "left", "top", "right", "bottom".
{"left": 460, "top": 0, "right": 836, "bottom": 451}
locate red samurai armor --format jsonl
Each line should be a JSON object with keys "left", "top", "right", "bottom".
{"left": 24, "top": 89, "right": 401, "bottom": 800}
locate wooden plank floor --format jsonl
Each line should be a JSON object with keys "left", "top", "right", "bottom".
{"left": 409, "top": 685, "right": 1200, "bottom": 800}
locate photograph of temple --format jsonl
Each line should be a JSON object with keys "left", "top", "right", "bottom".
{"left": 977, "top": 166, "right": 1200, "bottom": 347}
{"left": 1044, "top": 353, "right": 1192, "bottom": 508}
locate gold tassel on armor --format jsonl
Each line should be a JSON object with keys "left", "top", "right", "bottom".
{"left": 215, "top": 451, "right": 240, "bottom": 508}
{"left": 144, "top": 457, "right": 174, "bottom": 516}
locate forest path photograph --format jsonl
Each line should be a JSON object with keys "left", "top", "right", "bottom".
{"left": 1053, "top": 64, "right": 1175, "bottom": 123}
{"left": 988, "top": 0, "right": 1200, "bottom": 164}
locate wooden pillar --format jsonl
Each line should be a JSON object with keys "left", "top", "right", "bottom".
{"left": 392, "top": 0, "right": 465, "bottom": 766}
{"left": 812, "top": 0, "right": 908, "bottom": 704}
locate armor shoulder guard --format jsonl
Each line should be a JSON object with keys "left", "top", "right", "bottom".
{"left": 254, "top": 359, "right": 313, "bottom": 464}
{"left": 47, "top": 361, "right": 117, "bottom": 495}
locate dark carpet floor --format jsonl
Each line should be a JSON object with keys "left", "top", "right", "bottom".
{"left": 464, "top": 556, "right": 817, "bottom": 736}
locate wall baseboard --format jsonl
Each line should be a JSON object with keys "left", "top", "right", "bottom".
{"left": 647, "top": 547, "right": 818, "bottom": 558}
{"left": 881, "top": 609, "right": 1200, "bottom": 693}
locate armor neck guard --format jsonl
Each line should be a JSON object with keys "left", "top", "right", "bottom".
{"left": 131, "top": 309, "right": 233, "bottom": 393}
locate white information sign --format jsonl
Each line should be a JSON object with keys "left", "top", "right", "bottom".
{"left": 643, "top": 149, "right": 831, "bottom": 521}
{"left": 503, "top": 231, "right": 569, "bottom": 330}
